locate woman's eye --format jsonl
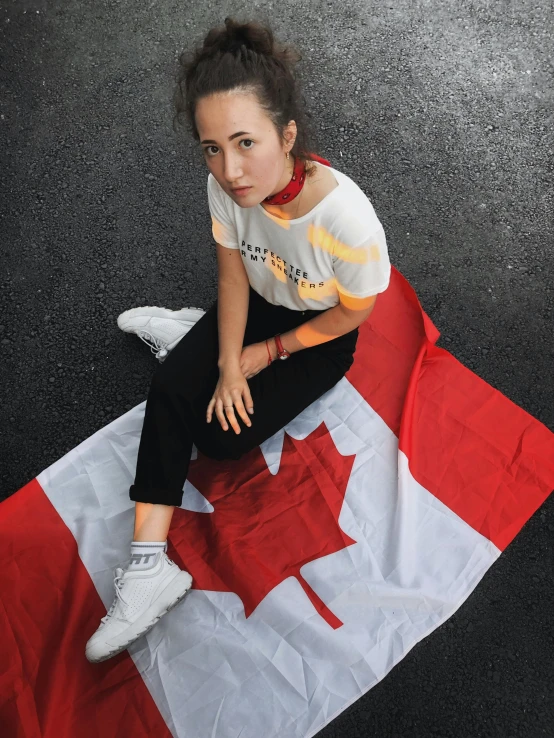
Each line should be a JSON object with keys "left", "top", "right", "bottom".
{"left": 205, "top": 139, "right": 254, "bottom": 156}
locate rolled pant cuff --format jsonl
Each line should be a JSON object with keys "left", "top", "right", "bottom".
{"left": 129, "top": 484, "right": 182, "bottom": 507}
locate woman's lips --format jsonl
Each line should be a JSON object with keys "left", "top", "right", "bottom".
{"left": 232, "top": 187, "right": 252, "bottom": 196}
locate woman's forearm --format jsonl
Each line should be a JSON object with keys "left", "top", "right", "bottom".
{"left": 217, "top": 277, "right": 250, "bottom": 370}
{"left": 275, "top": 302, "right": 374, "bottom": 357}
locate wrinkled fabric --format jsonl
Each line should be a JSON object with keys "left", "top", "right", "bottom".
{"left": 1, "top": 266, "right": 553, "bottom": 738}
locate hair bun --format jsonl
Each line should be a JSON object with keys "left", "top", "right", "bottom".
{"left": 217, "top": 16, "right": 273, "bottom": 57}
{"left": 221, "top": 29, "right": 253, "bottom": 53}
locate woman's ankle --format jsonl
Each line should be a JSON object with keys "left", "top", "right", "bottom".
{"left": 133, "top": 501, "right": 175, "bottom": 541}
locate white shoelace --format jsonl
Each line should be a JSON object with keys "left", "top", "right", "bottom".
{"left": 137, "top": 330, "right": 169, "bottom": 360}
{"left": 100, "top": 567, "right": 128, "bottom": 624}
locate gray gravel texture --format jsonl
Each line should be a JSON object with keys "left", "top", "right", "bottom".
{"left": 1, "top": 1, "right": 553, "bottom": 736}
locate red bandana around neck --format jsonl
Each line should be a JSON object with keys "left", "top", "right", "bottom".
{"left": 263, "top": 152, "right": 332, "bottom": 206}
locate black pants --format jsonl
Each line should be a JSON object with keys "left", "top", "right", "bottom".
{"left": 129, "top": 285, "right": 359, "bottom": 506}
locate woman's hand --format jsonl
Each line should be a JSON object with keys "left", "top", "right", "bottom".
{"left": 206, "top": 364, "right": 254, "bottom": 434}
{"left": 206, "top": 342, "right": 273, "bottom": 433}
{"left": 239, "top": 340, "right": 274, "bottom": 379}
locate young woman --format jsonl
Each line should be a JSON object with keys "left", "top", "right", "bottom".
{"left": 86, "top": 17, "right": 391, "bottom": 663}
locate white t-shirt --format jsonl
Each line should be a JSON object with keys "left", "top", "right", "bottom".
{"left": 207, "top": 160, "right": 392, "bottom": 312}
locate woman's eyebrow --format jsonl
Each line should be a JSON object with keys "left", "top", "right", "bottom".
{"left": 201, "top": 131, "right": 252, "bottom": 144}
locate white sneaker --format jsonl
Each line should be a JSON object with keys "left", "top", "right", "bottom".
{"left": 85, "top": 551, "right": 193, "bottom": 663}
{"left": 117, "top": 305, "right": 206, "bottom": 362}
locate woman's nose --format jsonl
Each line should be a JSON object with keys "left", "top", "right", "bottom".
{"left": 223, "top": 157, "right": 244, "bottom": 182}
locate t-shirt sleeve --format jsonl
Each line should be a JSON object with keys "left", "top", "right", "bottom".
{"left": 332, "top": 221, "right": 392, "bottom": 299}
{"left": 207, "top": 175, "right": 239, "bottom": 249}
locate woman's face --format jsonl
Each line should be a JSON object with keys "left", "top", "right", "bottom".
{"left": 195, "top": 91, "right": 296, "bottom": 208}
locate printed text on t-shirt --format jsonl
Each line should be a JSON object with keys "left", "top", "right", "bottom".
{"left": 241, "top": 241, "right": 325, "bottom": 289}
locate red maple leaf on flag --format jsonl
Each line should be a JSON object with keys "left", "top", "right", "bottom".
{"left": 168, "top": 422, "right": 357, "bottom": 629}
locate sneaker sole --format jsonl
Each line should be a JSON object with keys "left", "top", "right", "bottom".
{"left": 117, "top": 306, "right": 205, "bottom": 331}
{"left": 86, "top": 570, "right": 193, "bottom": 664}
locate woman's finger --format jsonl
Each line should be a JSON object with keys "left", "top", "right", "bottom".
{"left": 206, "top": 396, "right": 216, "bottom": 423}
{"left": 214, "top": 399, "right": 230, "bottom": 431}
{"left": 224, "top": 403, "right": 241, "bottom": 435}
{"left": 243, "top": 385, "right": 254, "bottom": 413}
{"left": 215, "top": 398, "right": 241, "bottom": 434}
{"left": 216, "top": 401, "right": 239, "bottom": 434}
{"left": 231, "top": 390, "right": 252, "bottom": 429}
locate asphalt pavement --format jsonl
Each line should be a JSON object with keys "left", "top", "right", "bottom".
{"left": 1, "top": 2, "right": 552, "bottom": 736}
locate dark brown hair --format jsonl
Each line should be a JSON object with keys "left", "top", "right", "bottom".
{"left": 172, "top": 16, "right": 322, "bottom": 179}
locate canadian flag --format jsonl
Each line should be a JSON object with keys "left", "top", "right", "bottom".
{"left": 1, "top": 267, "right": 553, "bottom": 738}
